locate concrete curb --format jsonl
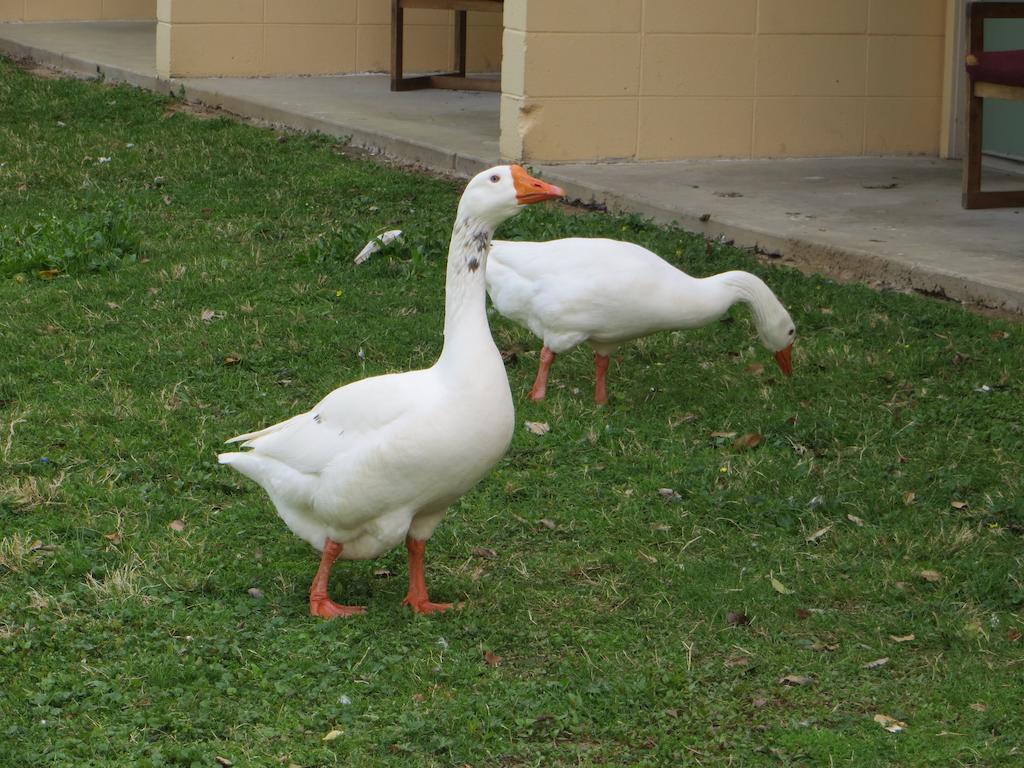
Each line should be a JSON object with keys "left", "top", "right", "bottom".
{"left": 0, "top": 35, "right": 161, "bottom": 91}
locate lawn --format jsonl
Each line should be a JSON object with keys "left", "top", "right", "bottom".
{"left": 1, "top": 58, "right": 1022, "bottom": 767}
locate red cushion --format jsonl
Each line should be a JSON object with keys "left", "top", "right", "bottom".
{"left": 966, "top": 49, "right": 1024, "bottom": 87}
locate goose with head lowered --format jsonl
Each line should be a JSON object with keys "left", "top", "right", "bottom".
{"left": 484, "top": 237, "right": 796, "bottom": 404}
{"left": 219, "top": 166, "right": 564, "bottom": 617}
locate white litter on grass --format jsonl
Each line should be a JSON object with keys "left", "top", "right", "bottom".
{"left": 354, "top": 230, "right": 403, "bottom": 264}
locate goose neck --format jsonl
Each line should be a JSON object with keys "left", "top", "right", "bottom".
{"left": 438, "top": 214, "right": 496, "bottom": 370}
{"left": 710, "top": 271, "right": 774, "bottom": 329}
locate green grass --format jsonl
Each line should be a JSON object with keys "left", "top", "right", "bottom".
{"left": 1, "top": 58, "right": 1022, "bottom": 767}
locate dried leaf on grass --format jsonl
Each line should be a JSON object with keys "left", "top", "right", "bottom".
{"left": 710, "top": 430, "right": 737, "bottom": 439}
{"left": 726, "top": 611, "right": 750, "bottom": 626}
{"left": 846, "top": 513, "right": 864, "bottom": 526}
{"left": 951, "top": 500, "right": 969, "bottom": 510}
{"left": 919, "top": 569, "right": 942, "bottom": 583}
{"left": 657, "top": 488, "right": 682, "bottom": 502}
{"left": 779, "top": 674, "right": 814, "bottom": 686}
{"left": 809, "top": 640, "right": 839, "bottom": 652}
{"left": 322, "top": 729, "right": 343, "bottom": 742}
{"left": 770, "top": 576, "right": 794, "bottom": 595}
{"left": 471, "top": 547, "right": 497, "bottom": 559}
{"left": 524, "top": 421, "right": 550, "bottom": 436}
{"left": 863, "top": 657, "right": 890, "bottom": 670}
{"left": 873, "top": 714, "right": 907, "bottom": 733}
{"left": 805, "top": 525, "right": 833, "bottom": 544}
{"left": 669, "top": 412, "right": 699, "bottom": 427}
{"left": 168, "top": 519, "right": 185, "bottom": 532}
{"left": 732, "top": 433, "right": 763, "bottom": 451}
{"left": 484, "top": 650, "right": 502, "bottom": 667}
{"left": 890, "top": 634, "right": 915, "bottom": 643}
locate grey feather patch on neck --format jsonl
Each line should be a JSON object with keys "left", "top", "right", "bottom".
{"left": 467, "top": 256, "right": 480, "bottom": 272}
{"left": 471, "top": 230, "right": 491, "bottom": 253}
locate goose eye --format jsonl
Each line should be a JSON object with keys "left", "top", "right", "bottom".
{"left": 788, "top": 329, "right": 795, "bottom": 336}
{"left": 489, "top": 174, "right": 501, "bottom": 183}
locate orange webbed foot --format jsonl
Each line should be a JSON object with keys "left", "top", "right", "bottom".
{"left": 310, "top": 597, "right": 366, "bottom": 619}
{"left": 403, "top": 597, "right": 462, "bottom": 615}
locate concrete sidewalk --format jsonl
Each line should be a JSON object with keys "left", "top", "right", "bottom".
{"left": 2, "top": 21, "right": 1022, "bottom": 313}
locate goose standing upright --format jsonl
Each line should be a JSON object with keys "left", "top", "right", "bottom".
{"left": 219, "top": 166, "right": 564, "bottom": 618}
{"left": 484, "top": 238, "right": 796, "bottom": 404}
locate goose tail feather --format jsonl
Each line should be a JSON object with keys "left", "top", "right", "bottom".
{"left": 224, "top": 413, "right": 306, "bottom": 446}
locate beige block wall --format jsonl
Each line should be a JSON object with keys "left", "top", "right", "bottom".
{"left": 0, "top": 0, "right": 154, "bottom": 20}
{"left": 501, "top": 0, "right": 947, "bottom": 163}
{"left": 156, "top": 0, "right": 502, "bottom": 78}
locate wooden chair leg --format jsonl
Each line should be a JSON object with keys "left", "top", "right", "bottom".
{"left": 962, "top": 89, "right": 984, "bottom": 209}
{"left": 390, "top": 0, "right": 404, "bottom": 92}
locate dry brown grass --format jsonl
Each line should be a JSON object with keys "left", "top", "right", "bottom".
{"left": 0, "top": 531, "right": 42, "bottom": 574}
{"left": 0, "top": 472, "right": 66, "bottom": 511}
{"left": 83, "top": 555, "right": 148, "bottom": 602}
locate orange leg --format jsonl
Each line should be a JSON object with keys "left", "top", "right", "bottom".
{"left": 402, "top": 536, "right": 453, "bottom": 614}
{"left": 529, "top": 346, "right": 556, "bottom": 401}
{"left": 309, "top": 538, "right": 366, "bottom": 619}
{"left": 594, "top": 353, "right": 610, "bottom": 405}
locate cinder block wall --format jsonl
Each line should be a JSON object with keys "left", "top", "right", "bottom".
{"left": 156, "top": 0, "right": 502, "bottom": 78}
{"left": 501, "top": 0, "right": 947, "bottom": 162}
{"left": 0, "top": 0, "right": 155, "bottom": 21}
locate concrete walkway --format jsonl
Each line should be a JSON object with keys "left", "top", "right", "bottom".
{"left": 2, "top": 21, "right": 1023, "bottom": 313}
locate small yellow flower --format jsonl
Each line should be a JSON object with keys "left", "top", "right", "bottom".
{"left": 719, "top": 466, "right": 728, "bottom": 473}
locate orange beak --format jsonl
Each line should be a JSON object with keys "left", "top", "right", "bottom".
{"left": 774, "top": 343, "right": 793, "bottom": 377}
{"left": 511, "top": 165, "right": 565, "bottom": 205}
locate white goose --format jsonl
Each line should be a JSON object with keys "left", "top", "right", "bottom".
{"left": 485, "top": 238, "right": 796, "bottom": 404}
{"left": 219, "top": 166, "right": 564, "bottom": 618}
